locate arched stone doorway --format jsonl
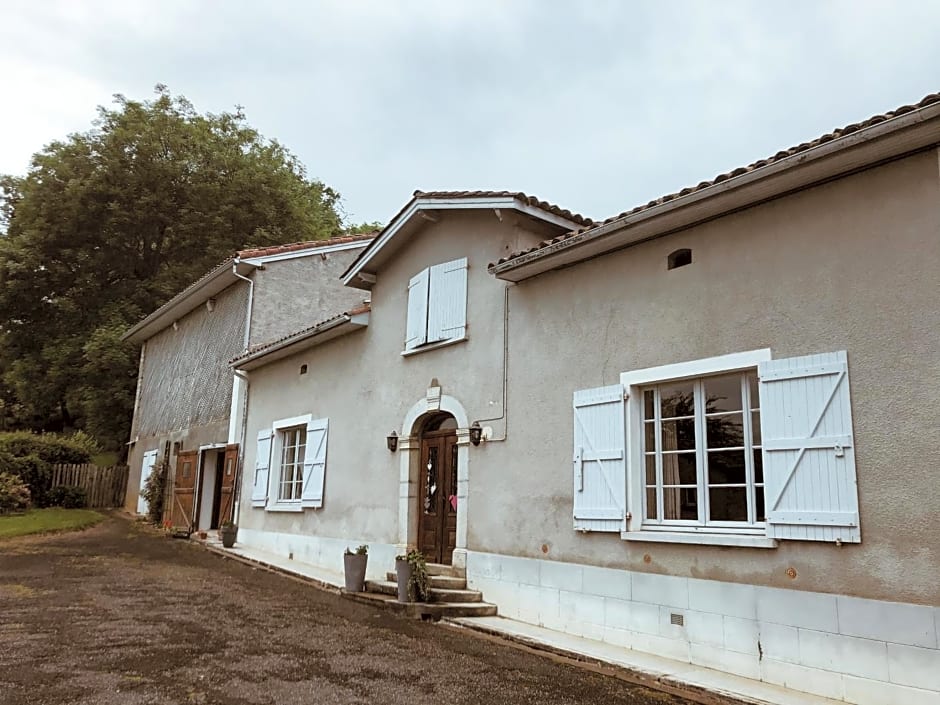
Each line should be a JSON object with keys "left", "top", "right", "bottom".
{"left": 416, "top": 412, "right": 458, "bottom": 564}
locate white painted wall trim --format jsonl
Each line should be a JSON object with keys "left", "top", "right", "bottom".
{"left": 621, "top": 531, "right": 777, "bottom": 548}
{"left": 619, "top": 348, "right": 772, "bottom": 387}
{"left": 272, "top": 413, "right": 313, "bottom": 430}
{"left": 400, "top": 334, "right": 468, "bottom": 357}
{"left": 241, "top": 239, "right": 372, "bottom": 266}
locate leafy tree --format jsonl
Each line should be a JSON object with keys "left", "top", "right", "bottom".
{"left": 0, "top": 85, "right": 345, "bottom": 451}
{"left": 347, "top": 220, "right": 383, "bottom": 234}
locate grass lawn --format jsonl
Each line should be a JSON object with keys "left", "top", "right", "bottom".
{"left": 0, "top": 508, "right": 104, "bottom": 540}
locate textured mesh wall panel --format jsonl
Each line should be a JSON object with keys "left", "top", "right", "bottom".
{"left": 135, "top": 284, "right": 248, "bottom": 437}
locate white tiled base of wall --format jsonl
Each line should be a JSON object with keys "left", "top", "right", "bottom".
{"left": 466, "top": 551, "right": 940, "bottom": 705}
{"left": 238, "top": 528, "right": 398, "bottom": 583}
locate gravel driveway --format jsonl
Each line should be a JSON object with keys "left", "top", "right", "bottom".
{"left": 0, "top": 515, "right": 693, "bottom": 705}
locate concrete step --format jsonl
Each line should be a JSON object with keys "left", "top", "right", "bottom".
{"left": 344, "top": 589, "right": 498, "bottom": 620}
{"left": 385, "top": 571, "right": 466, "bottom": 589}
{"left": 366, "top": 580, "right": 483, "bottom": 603}
{"left": 426, "top": 562, "right": 462, "bottom": 578}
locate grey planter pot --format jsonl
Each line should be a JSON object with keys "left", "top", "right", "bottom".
{"left": 220, "top": 526, "right": 237, "bottom": 548}
{"left": 344, "top": 553, "right": 368, "bottom": 593}
{"left": 395, "top": 558, "right": 412, "bottom": 602}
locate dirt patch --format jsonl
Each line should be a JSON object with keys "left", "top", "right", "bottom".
{"left": 0, "top": 515, "right": 696, "bottom": 705}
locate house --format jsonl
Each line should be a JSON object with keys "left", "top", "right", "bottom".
{"left": 122, "top": 234, "right": 374, "bottom": 532}
{"left": 229, "top": 91, "right": 940, "bottom": 705}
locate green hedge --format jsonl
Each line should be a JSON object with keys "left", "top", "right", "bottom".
{"left": 0, "top": 432, "right": 93, "bottom": 465}
{"left": 0, "top": 452, "right": 52, "bottom": 507}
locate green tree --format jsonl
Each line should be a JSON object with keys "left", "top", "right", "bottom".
{"left": 0, "top": 85, "right": 344, "bottom": 451}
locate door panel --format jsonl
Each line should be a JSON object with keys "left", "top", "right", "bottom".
{"left": 417, "top": 430, "right": 458, "bottom": 564}
{"left": 170, "top": 451, "right": 198, "bottom": 531}
{"left": 217, "top": 444, "right": 239, "bottom": 526}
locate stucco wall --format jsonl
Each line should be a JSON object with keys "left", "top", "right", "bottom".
{"left": 237, "top": 211, "right": 545, "bottom": 546}
{"left": 477, "top": 148, "right": 940, "bottom": 605}
{"left": 247, "top": 245, "right": 370, "bottom": 347}
{"left": 237, "top": 149, "right": 939, "bottom": 606}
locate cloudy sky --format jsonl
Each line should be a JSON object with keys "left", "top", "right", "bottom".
{"left": 1, "top": 1, "right": 938, "bottom": 225}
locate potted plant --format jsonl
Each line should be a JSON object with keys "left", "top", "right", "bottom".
{"left": 344, "top": 544, "right": 369, "bottom": 592}
{"left": 219, "top": 520, "right": 237, "bottom": 548}
{"left": 395, "top": 549, "right": 431, "bottom": 603}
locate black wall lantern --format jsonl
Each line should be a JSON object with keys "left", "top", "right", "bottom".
{"left": 469, "top": 421, "right": 483, "bottom": 446}
{"left": 386, "top": 431, "right": 398, "bottom": 452}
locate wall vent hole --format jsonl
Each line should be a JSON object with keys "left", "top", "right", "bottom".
{"left": 667, "top": 248, "right": 692, "bottom": 270}
{"left": 299, "top": 364, "right": 308, "bottom": 375}
{"left": 670, "top": 613, "right": 685, "bottom": 627}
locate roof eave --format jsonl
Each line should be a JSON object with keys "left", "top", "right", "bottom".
{"left": 491, "top": 100, "right": 940, "bottom": 282}
{"left": 231, "top": 312, "right": 370, "bottom": 371}
{"left": 342, "top": 196, "right": 584, "bottom": 290}
{"left": 122, "top": 260, "right": 259, "bottom": 344}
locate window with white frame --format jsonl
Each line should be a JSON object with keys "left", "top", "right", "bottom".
{"left": 251, "top": 415, "right": 329, "bottom": 510}
{"left": 641, "top": 371, "right": 764, "bottom": 530}
{"left": 405, "top": 257, "right": 468, "bottom": 352}
{"left": 277, "top": 426, "right": 306, "bottom": 502}
{"left": 573, "top": 349, "right": 863, "bottom": 546}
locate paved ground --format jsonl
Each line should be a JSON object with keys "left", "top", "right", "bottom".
{"left": 0, "top": 516, "right": 695, "bottom": 705}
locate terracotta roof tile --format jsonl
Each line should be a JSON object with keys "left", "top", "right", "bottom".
{"left": 238, "top": 232, "right": 377, "bottom": 259}
{"left": 492, "top": 91, "right": 940, "bottom": 269}
{"left": 230, "top": 303, "right": 371, "bottom": 365}
{"left": 412, "top": 190, "right": 593, "bottom": 227}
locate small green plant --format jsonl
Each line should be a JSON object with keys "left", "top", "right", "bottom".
{"left": 0, "top": 472, "right": 31, "bottom": 514}
{"left": 346, "top": 544, "right": 368, "bottom": 555}
{"left": 46, "top": 485, "right": 88, "bottom": 509}
{"left": 140, "top": 459, "right": 168, "bottom": 525}
{"left": 396, "top": 549, "right": 431, "bottom": 602}
{"left": 220, "top": 520, "right": 236, "bottom": 530}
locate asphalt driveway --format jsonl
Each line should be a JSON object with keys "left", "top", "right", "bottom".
{"left": 0, "top": 515, "right": 692, "bottom": 705}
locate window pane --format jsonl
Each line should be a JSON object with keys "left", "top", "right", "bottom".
{"left": 707, "top": 449, "right": 746, "bottom": 484}
{"left": 644, "top": 422, "right": 656, "bottom": 451}
{"left": 748, "top": 371, "right": 760, "bottom": 408}
{"left": 660, "top": 382, "right": 694, "bottom": 418}
{"left": 645, "top": 488, "right": 657, "bottom": 520}
{"left": 645, "top": 455, "right": 656, "bottom": 484}
{"left": 751, "top": 411, "right": 761, "bottom": 445}
{"left": 756, "top": 487, "right": 766, "bottom": 522}
{"left": 706, "top": 413, "right": 744, "bottom": 448}
{"left": 753, "top": 450, "right": 763, "bottom": 483}
{"left": 662, "top": 418, "right": 696, "bottom": 451}
{"left": 662, "top": 452, "right": 697, "bottom": 485}
{"left": 296, "top": 442, "right": 306, "bottom": 465}
{"left": 704, "top": 373, "right": 743, "bottom": 413}
{"left": 664, "top": 487, "right": 697, "bottom": 520}
{"left": 644, "top": 390, "right": 655, "bottom": 419}
{"left": 709, "top": 487, "right": 748, "bottom": 521}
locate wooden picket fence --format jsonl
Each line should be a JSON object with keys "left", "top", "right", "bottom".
{"left": 51, "top": 464, "right": 129, "bottom": 508}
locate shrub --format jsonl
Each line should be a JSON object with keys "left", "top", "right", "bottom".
{"left": 46, "top": 485, "right": 88, "bottom": 509}
{"left": 0, "top": 452, "right": 52, "bottom": 507}
{"left": 0, "top": 431, "right": 92, "bottom": 465}
{"left": 140, "top": 460, "right": 167, "bottom": 525}
{"left": 0, "top": 472, "right": 31, "bottom": 514}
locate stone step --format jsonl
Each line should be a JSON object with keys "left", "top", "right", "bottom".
{"left": 426, "top": 562, "right": 462, "bottom": 578}
{"left": 344, "top": 590, "right": 497, "bottom": 620}
{"left": 385, "top": 571, "right": 466, "bottom": 589}
{"left": 365, "top": 580, "right": 482, "bottom": 603}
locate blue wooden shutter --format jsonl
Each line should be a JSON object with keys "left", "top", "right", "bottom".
{"left": 573, "top": 385, "right": 626, "bottom": 532}
{"left": 251, "top": 429, "right": 273, "bottom": 508}
{"left": 300, "top": 418, "right": 329, "bottom": 508}
{"left": 405, "top": 268, "right": 430, "bottom": 350}
{"left": 758, "top": 351, "right": 861, "bottom": 543}
{"left": 427, "top": 257, "right": 468, "bottom": 343}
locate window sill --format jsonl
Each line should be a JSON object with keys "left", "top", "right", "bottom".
{"left": 265, "top": 503, "right": 304, "bottom": 513}
{"left": 621, "top": 531, "right": 778, "bottom": 549}
{"left": 401, "top": 335, "right": 467, "bottom": 357}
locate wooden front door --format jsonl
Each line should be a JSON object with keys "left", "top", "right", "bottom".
{"left": 170, "top": 451, "right": 198, "bottom": 531}
{"left": 216, "top": 444, "right": 239, "bottom": 526}
{"left": 417, "top": 430, "right": 458, "bottom": 564}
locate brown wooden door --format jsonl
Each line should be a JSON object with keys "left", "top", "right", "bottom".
{"left": 170, "top": 451, "right": 198, "bottom": 532}
{"left": 417, "top": 430, "right": 458, "bottom": 564}
{"left": 217, "top": 444, "right": 239, "bottom": 525}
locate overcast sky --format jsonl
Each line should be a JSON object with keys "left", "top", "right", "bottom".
{"left": 1, "top": 1, "right": 938, "bottom": 225}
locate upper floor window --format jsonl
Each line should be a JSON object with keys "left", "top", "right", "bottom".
{"left": 405, "top": 257, "right": 468, "bottom": 353}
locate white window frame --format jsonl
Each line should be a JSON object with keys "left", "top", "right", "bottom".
{"left": 621, "top": 349, "right": 778, "bottom": 548}
{"left": 402, "top": 258, "right": 468, "bottom": 356}
{"left": 267, "top": 414, "right": 312, "bottom": 512}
